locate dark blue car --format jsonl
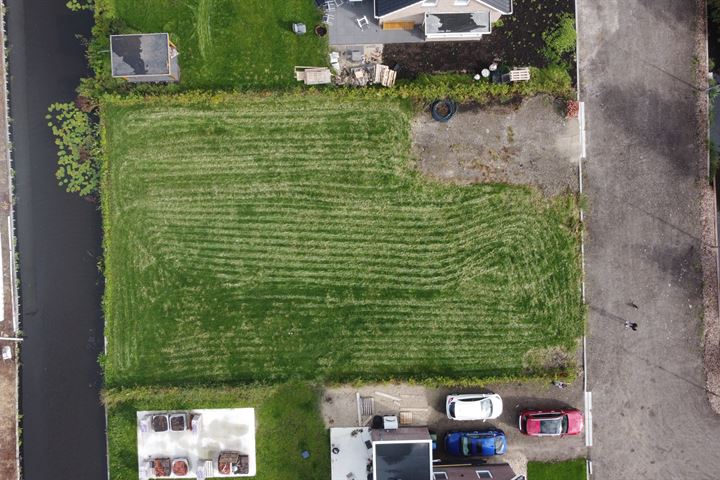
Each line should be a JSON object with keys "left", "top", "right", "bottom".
{"left": 444, "top": 429, "right": 507, "bottom": 457}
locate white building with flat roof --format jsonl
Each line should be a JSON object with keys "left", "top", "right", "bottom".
{"left": 136, "top": 408, "right": 256, "bottom": 479}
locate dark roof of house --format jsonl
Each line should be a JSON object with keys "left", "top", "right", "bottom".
{"left": 375, "top": 0, "right": 417, "bottom": 17}
{"left": 479, "top": 0, "right": 512, "bottom": 14}
{"left": 426, "top": 12, "right": 491, "bottom": 35}
{"left": 374, "top": 442, "right": 432, "bottom": 480}
{"left": 375, "top": 0, "right": 512, "bottom": 17}
{"left": 110, "top": 33, "right": 170, "bottom": 77}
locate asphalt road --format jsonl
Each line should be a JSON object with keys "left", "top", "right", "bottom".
{"left": 6, "top": 2, "right": 106, "bottom": 479}
{"left": 578, "top": 0, "right": 720, "bottom": 478}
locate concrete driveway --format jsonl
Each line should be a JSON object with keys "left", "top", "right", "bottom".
{"left": 322, "top": 380, "right": 587, "bottom": 475}
{"left": 578, "top": 0, "right": 720, "bottom": 478}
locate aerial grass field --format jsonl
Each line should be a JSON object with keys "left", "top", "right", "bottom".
{"left": 527, "top": 459, "right": 586, "bottom": 480}
{"left": 105, "top": 383, "right": 329, "bottom": 480}
{"left": 102, "top": 94, "right": 584, "bottom": 386}
{"left": 99, "top": 0, "right": 327, "bottom": 89}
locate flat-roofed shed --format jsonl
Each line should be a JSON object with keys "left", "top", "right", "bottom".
{"left": 110, "top": 33, "right": 180, "bottom": 83}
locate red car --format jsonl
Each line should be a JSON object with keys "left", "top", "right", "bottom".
{"left": 518, "top": 409, "right": 584, "bottom": 437}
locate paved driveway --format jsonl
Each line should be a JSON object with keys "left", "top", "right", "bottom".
{"left": 578, "top": 0, "right": 720, "bottom": 478}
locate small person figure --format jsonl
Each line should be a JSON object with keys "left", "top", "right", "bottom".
{"left": 624, "top": 320, "right": 638, "bottom": 331}
{"left": 627, "top": 301, "right": 639, "bottom": 309}
{"left": 552, "top": 380, "right": 568, "bottom": 389}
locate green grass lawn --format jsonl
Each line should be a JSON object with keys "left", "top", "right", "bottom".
{"left": 102, "top": 93, "right": 584, "bottom": 386}
{"left": 100, "top": 0, "right": 327, "bottom": 89}
{"left": 527, "top": 459, "right": 586, "bottom": 480}
{"left": 105, "top": 383, "right": 329, "bottom": 480}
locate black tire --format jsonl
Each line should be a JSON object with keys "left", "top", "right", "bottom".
{"left": 431, "top": 99, "right": 457, "bottom": 122}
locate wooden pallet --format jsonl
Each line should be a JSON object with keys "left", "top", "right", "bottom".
{"left": 509, "top": 67, "right": 531, "bottom": 82}
{"left": 360, "top": 396, "right": 375, "bottom": 416}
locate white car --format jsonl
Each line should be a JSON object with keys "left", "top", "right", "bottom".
{"left": 446, "top": 393, "right": 503, "bottom": 421}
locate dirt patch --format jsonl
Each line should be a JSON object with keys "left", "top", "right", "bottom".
{"left": 383, "top": 0, "right": 574, "bottom": 78}
{"left": 0, "top": 345, "right": 17, "bottom": 479}
{"left": 412, "top": 95, "right": 579, "bottom": 196}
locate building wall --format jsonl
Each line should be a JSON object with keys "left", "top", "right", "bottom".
{"left": 433, "top": 463, "right": 517, "bottom": 480}
{"left": 379, "top": 0, "right": 503, "bottom": 25}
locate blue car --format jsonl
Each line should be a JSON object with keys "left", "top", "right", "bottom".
{"left": 444, "top": 429, "right": 507, "bottom": 457}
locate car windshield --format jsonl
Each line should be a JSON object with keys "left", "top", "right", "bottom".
{"left": 539, "top": 418, "right": 564, "bottom": 435}
{"left": 469, "top": 397, "right": 492, "bottom": 418}
{"left": 494, "top": 436, "right": 503, "bottom": 452}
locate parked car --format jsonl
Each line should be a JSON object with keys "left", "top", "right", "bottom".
{"left": 518, "top": 408, "right": 584, "bottom": 436}
{"left": 445, "top": 429, "right": 507, "bottom": 457}
{"left": 446, "top": 393, "right": 503, "bottom": 421}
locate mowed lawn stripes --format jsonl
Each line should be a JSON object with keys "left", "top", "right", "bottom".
{"left": 102, "top": 95, "right": 584, "bottom": 386}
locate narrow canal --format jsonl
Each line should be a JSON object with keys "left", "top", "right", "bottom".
{"left": 6, "top": 1, "right": 107, "bottom": 478}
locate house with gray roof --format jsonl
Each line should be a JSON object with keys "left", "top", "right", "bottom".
{"left": 375, "top": 0, "right": 512, "bottom": 40}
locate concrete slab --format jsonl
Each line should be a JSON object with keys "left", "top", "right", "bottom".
{"left": 330, "top": 427, "right": 372, "bottom": 480}
{"left": 136, "top": 408, "right": 256, "bottom": 479}
{"left": 328, "top": 1, "right": 424, "bottom": 45}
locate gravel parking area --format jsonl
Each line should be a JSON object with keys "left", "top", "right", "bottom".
{"left": 322, "top": 380, "right": 587, "bottom": 476}
{"left": 413, "top": 95, "right": 579, "bottom": 196}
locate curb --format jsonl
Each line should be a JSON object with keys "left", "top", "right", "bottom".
{"left": 0, "top": 1, "right": 21, "bottom": 479}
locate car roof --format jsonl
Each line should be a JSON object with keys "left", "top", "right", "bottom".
{"left": 454, "top": 397, "right": 491, "bottom": 418}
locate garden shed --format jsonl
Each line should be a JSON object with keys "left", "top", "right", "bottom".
{"left": 110, "top": 33, "right": 180, "bottom": 83}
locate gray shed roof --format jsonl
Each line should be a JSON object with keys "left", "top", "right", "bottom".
{"left": 375, "top": 0, "right": 512, "bottom": 17}
{"left": 110, "top": 33, "right": 171, "bottom": 77}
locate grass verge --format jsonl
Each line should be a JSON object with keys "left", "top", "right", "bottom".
{"left": 102, "top": 93, "right": 584, "bottom": 386}
{"left": 105, "top": 383, "right": 329, "bottom": 480}
{"left": 527, "top": 459, "right": 586, "bottom": 480}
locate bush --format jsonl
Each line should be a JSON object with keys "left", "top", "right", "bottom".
{"left": 542, "top": 13, "right": 576, "bottom": 67}
{"left": 46, "top": 102, "right": 101, "bottom": 198}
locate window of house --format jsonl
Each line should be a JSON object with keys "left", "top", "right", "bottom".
{"left": 476, "top": 471, "right": 493, "bottom": 479}
{"left": 422, "top": 0, "right": 439, "bottom": 6}
{"left": 455, "top": 0, "right": 471, "bottom": 5}
{"left": 434, "top": 473, "right": 449, "bottom": 480}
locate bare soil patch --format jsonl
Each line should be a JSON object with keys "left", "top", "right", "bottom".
{"left": 412, "top": 95, "right": 579, "bottom": 196}
{"left": 0, "top": 345, "right": 17, "bottom": 479}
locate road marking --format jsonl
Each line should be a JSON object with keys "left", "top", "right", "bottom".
{"left": 584, "top": 391, "right": 593, "bottom": 447}
{"left": 583, "top": 336, "right": 588, "bottom": 391}
{"left": 579, "top": 101, "right": 587, "bottom": 161}
{"left": 587, "top": 459, "right": 593, "bottom": 478}
{"left": 0, "top": 223, "right": 3, "bottom": 323}
{"left": 7, "top": 215, "right": 16, "bottom": 331}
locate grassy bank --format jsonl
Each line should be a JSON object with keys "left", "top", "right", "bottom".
{"left": 527, "top": 459, "right": 586, "bottom": 479}
{"left": 105, "top": 384, "right": 329, "bottom": 480}
{"left": 102, "top": 93, "right": 584, "bottom": 386}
